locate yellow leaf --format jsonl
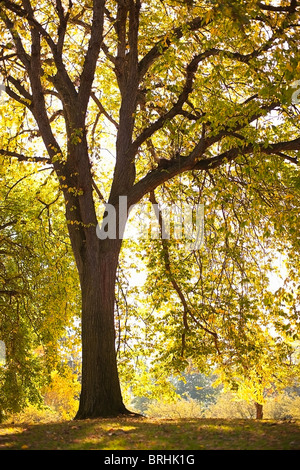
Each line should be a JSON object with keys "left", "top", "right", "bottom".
{"left": 205, "top": 9, "right": 214, "bottom": 24}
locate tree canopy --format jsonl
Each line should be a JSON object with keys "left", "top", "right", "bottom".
{"left": 0, "top": 0, "right": 299, "bottom": 419}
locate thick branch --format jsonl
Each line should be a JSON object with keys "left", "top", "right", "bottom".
{"left": 257, "top": 0, "right": 298, "bottom": 13}
{"left": 129, "top": 98, "right": 281, "bottom": 205}
{"left": 78, "top": 0, "right": 105, "bottom": 111}
{"left": 0, "top": 5, "right": 31, "bottom": 70}
{"left": 128, "top": 136, "right": 299, "bottom": 206}
{"left": 0, "top": 148, "right": 51, "bottom": 163}
{"left": 132, "top": 51, "right": 214, "bottom": 152}
{"left": 54, "top": 0, "right": 70, "bottom": 55}
{"left": 192, "top": 137, "right": 300, "bottom": 172}
{"left": 134, "top": 28, "right": 283, "bottom": 154}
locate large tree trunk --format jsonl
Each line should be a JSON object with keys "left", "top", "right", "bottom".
{"left": 75, "top": 238, "right": 129, "bottom": 419}
{"left": 61, "top": 134, "right": 132, "bottom": 419}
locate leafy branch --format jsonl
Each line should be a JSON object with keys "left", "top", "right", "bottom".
{"left": 149, "top": 190, "right": 220, "bottom": 356}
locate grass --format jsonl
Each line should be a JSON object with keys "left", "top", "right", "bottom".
{"left": 0, "top": 416, "right": 300, "bottom": 450}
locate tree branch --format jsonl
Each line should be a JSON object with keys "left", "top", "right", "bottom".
{"left": 194, "top": 137, "right": 300, "bottom": 171}
{"left": 91, "top": 92, "right": 119, "bottom": 129}
{"left": 0, "top": 149, "right": 51, "bottom": 163}
{"left": 5, "top": 75, "right": 33, "bottom": 107}
{"left": 149, "top": 190, "right": 189, "bottom": 330}
{"left": 20, "top": 0, "right": 58, "bottom": 55}
{"left": 78, "top": 0, "right": 105, "bottom": 111}
{"left": 149, "top": 189, "right": 220, "bottom": 355}
{"left": 0, "top": 219, "right": 17, "bottom": 231}
{"left": 53, "top": 0, "right": 71, "bottom": 55}
{"left": 138, "top": 13, "right": 215, "bottom": 80}
{"left": 133, "top": 25, "right": 283, "bottom": 155}
{"left": 128, "top": 134, "right": 299, "bottom": 207}
{"left": 257, "top": 0, "right": 298, "bottom": 13}
{"left": 0, "top": 4, "right": 31, "bottom": 70}
{"left": 132, "top": 51, "right": 214, "bottom": 152}
{"left": 0, "top": 290, "right": 22, "bottom": 296}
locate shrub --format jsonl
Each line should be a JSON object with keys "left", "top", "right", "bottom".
{"left": 264, "top": 394, "right": 300, "bottom": 420}
{"left": 146, "top": 397, "right": 204, "bottom": 419}
{"left": 43, "top": 370, "right": 80, "bottom": 420}
{"left": 205, "top": 392, "right": 255, "bottom": 419}
{"left": 205, "top": 391, "right": 300, "bottom": 419}
{"left": 8, "top": 404, "right": 60, "bottom": 424}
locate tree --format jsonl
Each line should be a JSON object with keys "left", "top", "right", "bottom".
{"left": 0, "top": 159, "right": 79, "bottom": 420}
{"left": 137, "top": 165, "right": 300, "bottom": 419}
{"left": 0, "top": 0, "right": 299, "bottom": 419}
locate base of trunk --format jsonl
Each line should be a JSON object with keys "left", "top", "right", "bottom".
{"left": 255, "top": 402, "right": 263, "bottom": 420}
{"left": 73, "top": 365, "right": 132, "bottom": 420}
{"left": 75, "top": 240, "right": 138, "bottom": 421}
{"left": 74, "top": 405, "right": 137, "bottom": 420}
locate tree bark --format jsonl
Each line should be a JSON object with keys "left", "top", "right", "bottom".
{"left": 60, "top": 133, "right": 133, "bottom": 419}
{"left": 255, "top": 402, "right": 263, "bottom": 420}
{"left": 75, "top": 237, "right": 129, "bottom": 419}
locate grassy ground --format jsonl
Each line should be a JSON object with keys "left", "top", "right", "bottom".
{"left": 0, "top": 416, "right": 300, "bottom": 451}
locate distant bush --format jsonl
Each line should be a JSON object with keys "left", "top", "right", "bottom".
{"left": 43, "top": 370, "right": 80, "bottom": 420}
{"left": 146, "top": 397, "right": 204, "bottom": 419}
{"left": 8, "top": 404, "right": 60, "bottom": 424}
{"left": 7, "top": 370, "right": 80, "bottom": 423}
{"left": 205, "top": 392, "right": 255, "bottom": 418}
{"left": 205, "top": 392, "right": 300, "bottom": 420}
{"left": 264, "top": 394, "right": 300, "bottom": 420}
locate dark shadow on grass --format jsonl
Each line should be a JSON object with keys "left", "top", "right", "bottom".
{"left": 0, "top": 418, "right": 300, "bottom": 451}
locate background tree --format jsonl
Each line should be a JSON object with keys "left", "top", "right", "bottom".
{"left": 0, "top": 0, "right": 299, "bottom": 419}
{"left": 135, "top": 163, "right": 300, "bottom": 418}
{"left": 0, "top": 158, "right": 79, "bottom": 420}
